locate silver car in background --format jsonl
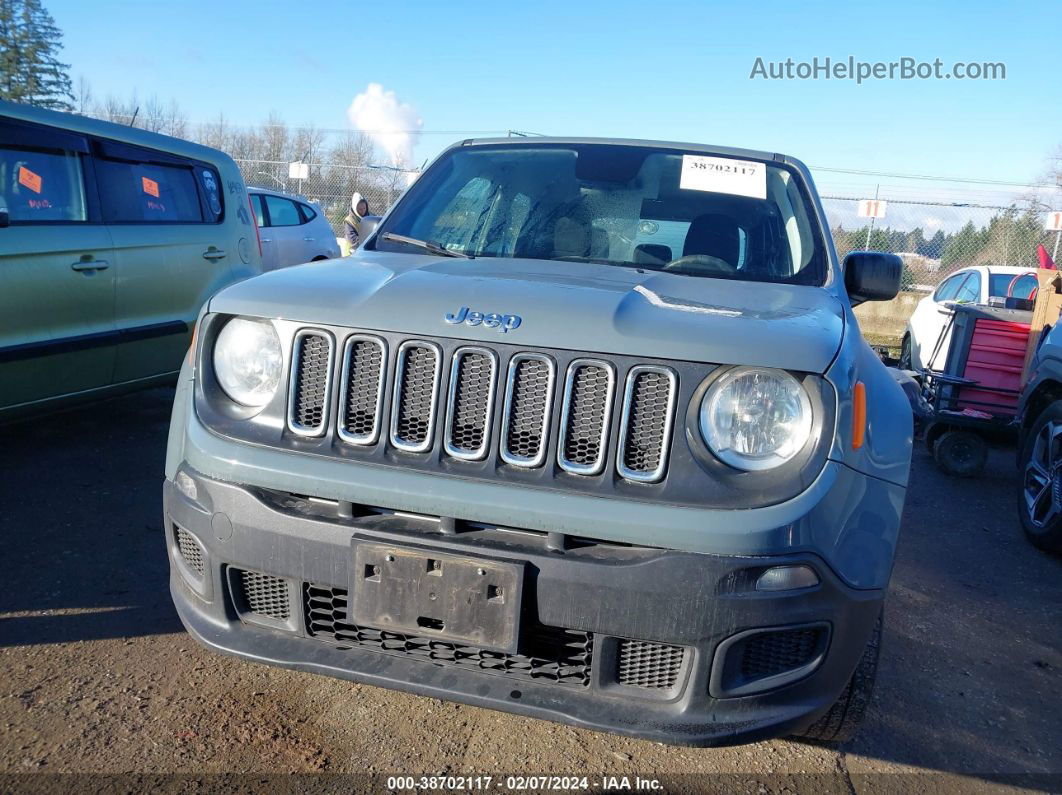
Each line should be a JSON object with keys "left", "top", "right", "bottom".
{"left": 248, "top": 187, "right": 340, "bottom": 271}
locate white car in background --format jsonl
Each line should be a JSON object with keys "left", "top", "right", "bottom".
{"left": 248, "top": 187, "right": 340, "bottom": 271}
{"left": 901, "top": 264, "right": 1038, "bottom": 371}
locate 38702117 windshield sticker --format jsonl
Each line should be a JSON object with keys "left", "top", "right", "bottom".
{"left": 680, "top": 155, "right": 766, "bottom": 199}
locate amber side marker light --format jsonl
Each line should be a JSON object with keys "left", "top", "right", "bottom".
{"left": 852, "top": 382, "right": 867, "bottom": 449}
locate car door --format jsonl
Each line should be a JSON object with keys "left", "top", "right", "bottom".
{"left": 925, "top": 272, "right": 974, "bottom": 371}
{"left": 0, "top": 121, "right": 117, "bottom": 410}
{"left": 250, "top": 193, "right": 279, "bottom": 271}
{"left": 262, "top": 194, "right": 308, "bottom": 268}
{"left": 909, "top": 273, "right": 962, "bottom": 371}
{"left": 297, "top": 201, "right": 337, "bottom": 259}
{"left": 93, "top": 139, "right": 235, "bottom": 383}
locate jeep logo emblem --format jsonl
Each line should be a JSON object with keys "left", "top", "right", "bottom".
{"left": 444, "top": 306, "right": 522, "bottom": 333}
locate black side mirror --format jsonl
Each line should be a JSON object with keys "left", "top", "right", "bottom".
{"left": 360, "top": 215, "right": 381, "bottom": 242}
{"left": 843, "top": 251, "right": 902, "bottom": 305}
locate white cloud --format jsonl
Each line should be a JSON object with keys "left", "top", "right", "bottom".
{"left": 346, "top": 83, "right": 422, "bottom": 170}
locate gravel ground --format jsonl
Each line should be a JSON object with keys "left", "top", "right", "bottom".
{"left": 1, "top": 388, "right": 1060, "bottom": 792}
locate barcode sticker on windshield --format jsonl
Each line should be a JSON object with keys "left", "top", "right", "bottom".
{"left": 680, "top": 155, "right": 766, "bottom": 199}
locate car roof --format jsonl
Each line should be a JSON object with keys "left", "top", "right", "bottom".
{"left": 1, "top": 98, "right": 234, "bottom": 168}
{"left": 247, "top": 186, "right": 317, "bottom": 205}
{"left": 457, "top": 136, "right": 803, "bottom": 170}
{"left": 982, "top": 264, "right": 1040, "bottom": 274}
{"left": 951, "top": 265, "right": 1038, "bottom": 276}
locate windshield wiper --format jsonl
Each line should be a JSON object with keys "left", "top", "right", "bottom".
{"left": 380, "top": 232, "right": 473, "bottom": 259}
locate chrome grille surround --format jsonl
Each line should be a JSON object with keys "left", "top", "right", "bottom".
{"left": 557, "top": 359, "right": 616, "bottom": 476}
{"left": 286, "top": 329, "right": 334, "bottom": 437}
{"left": 337, "top": 335, "right": 387, "bottom": 446}
{"left": 444, "top": 347, "right": 498, "bottom": 461}
{"left": 389, "top": 340, "right": 442, "bottom": 453}
{"left": 499, "top": 354, "right": 556, "bottom": 468}
{"left": 616, "top": 365, "right": 678, "bottom": 483}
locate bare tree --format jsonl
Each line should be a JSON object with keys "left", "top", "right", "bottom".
{"left": 74, "top": 74, "right": 92, "bottom": 115}
{"left": 142, "top": 94, "right": 166, "bottom": 133}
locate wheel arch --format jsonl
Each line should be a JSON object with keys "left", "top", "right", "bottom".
{"left": 1021, "top": 377, "right": 1062, "bottom": 434}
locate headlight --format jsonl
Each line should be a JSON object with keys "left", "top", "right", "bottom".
{"left": 213, "top": 317, "right": 282, "bottom": 408}
{"left": 699, "top": 367, "right": 813, "bottom": 471}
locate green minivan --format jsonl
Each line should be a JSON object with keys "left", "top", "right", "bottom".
{"left": 0, "top": 100, "right": 261, "bottom": 419}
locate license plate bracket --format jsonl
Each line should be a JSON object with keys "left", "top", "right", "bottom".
{"left": 350, "top": 541, "right": 523, "bottom": 654}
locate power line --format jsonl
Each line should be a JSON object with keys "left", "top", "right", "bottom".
{"left": 91, "top": 113, "right": 1061, "bottom": 190}
{"left": 810, "top": 164, "right": 1059, "bottom": 189}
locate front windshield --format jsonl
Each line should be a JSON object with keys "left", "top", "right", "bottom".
{"left": 375, "top": 143, "right": 828, "bottom": 286}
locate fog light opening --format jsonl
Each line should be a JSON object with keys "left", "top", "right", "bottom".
{"left": 174, "top": 471, "right": 198, "bottom": 501}
{"left": 755, "top": 565, "right": 819, "bottom": 592}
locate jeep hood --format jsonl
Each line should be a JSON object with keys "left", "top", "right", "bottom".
{"left": 210, "top": 252, "right": 846, "bottom": 373}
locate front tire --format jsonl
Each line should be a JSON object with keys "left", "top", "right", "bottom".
{"left": 1017, "top": 402, "right": 1062, "bottom": 552}
{"left": 798, "top": 610, "right": 882, "bottom": 744}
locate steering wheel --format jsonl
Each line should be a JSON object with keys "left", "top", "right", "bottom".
{"left": 662, "top": 254, "right": 737, "bottom": 276}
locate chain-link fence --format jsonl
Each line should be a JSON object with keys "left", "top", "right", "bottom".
{"left": 233, "top": 159, "right": 418, "bottom": 235}
{"left": 820, "top": 196, "right": 1062, "bottom": 292}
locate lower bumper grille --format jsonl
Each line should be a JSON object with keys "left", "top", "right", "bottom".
{"left": 617, "top": 639, "right": 685, "bottom": 690}
{"left": 304, "top": 583, "right": 593, "bottom": 688}
{"left": 174, "top": 526, "right": 205, "bottom": 575}
{"left": 236, "top": 569, "right": 291, "bottom": 622}
{"left": 740, "top": 627, "right": 823, "bottom": 680}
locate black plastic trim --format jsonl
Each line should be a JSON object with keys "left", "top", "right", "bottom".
{"left": 0, "top": 320, "right": 188, "bottom": 363}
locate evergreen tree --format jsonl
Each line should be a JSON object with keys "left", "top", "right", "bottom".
{"left": 0, "top": 0, "right": 73, "bottom": 110}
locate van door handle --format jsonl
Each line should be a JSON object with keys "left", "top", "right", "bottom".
{"left": 71, "top": 259, "right": 109, "bottom": 272}
{"left": 202, "top": 248, "right": 227, "bottom": 261}
{"left": 260, "top": 238, "right": 272, "bottom": 243}
{"left": 303, "top": 236, "right": 315, "bottom": 242}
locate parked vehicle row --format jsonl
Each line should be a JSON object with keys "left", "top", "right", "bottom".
{"left": 248, "top": 186, "right": 339, "bottom": 270}
{"left": 0, "top": 102, "right": 351, "bottom": 420}
{"left": 901, "top": 264, "right": 1037, "bottom": 372}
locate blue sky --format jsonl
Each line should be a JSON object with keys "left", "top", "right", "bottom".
{"left": 51, "top": 0, "right": 1060, "bottom": 192}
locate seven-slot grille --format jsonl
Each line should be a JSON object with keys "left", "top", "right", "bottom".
{"left": 287, "top": 331, "right": 333, "bottom": 436}
{"left": 445, "top": 348, "right": 498, "bottom": 460}
{"left": 284, "top": 331, "right": 677, "bottom": 482}
{"left": 558, "top": 360, "right": 616, "bottom": 475}
{"left": 390, "top": 342, "right": 442, "bottom": 452}
{"left": 338, "top": 336, "right": 386, "bottom": 445}
{"left": 500, "top": 354, "right": 555, "bottom": 467}
{"left": 617, "top": 366, "right": 678, "bottom": 483}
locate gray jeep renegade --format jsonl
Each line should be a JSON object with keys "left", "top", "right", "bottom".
{"left": 164, "top": 138, "right": 912, "bottom": 746}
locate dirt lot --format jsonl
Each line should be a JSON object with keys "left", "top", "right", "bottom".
{"left": 1, "top": 388, "right": 1060, "bottom": 792}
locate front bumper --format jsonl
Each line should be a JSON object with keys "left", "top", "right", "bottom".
{"left": 165, "top": 467, "right": 884, "bottom": 747}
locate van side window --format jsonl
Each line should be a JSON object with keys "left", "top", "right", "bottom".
{"left": 96, "top": 157, "right": 203, "bottom": 223}
{"left": 197, "top": 167, "right": 223, "bottom": 221}
{"left": 0, "top": 145, "right": 87, "bottom": 223}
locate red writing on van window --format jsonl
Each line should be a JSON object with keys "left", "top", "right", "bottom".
{"left": 18, "top": 166, "right": 42, "bottom": 194}
{"left": 142, "top": 176, "right": 160, "bottom": 198}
